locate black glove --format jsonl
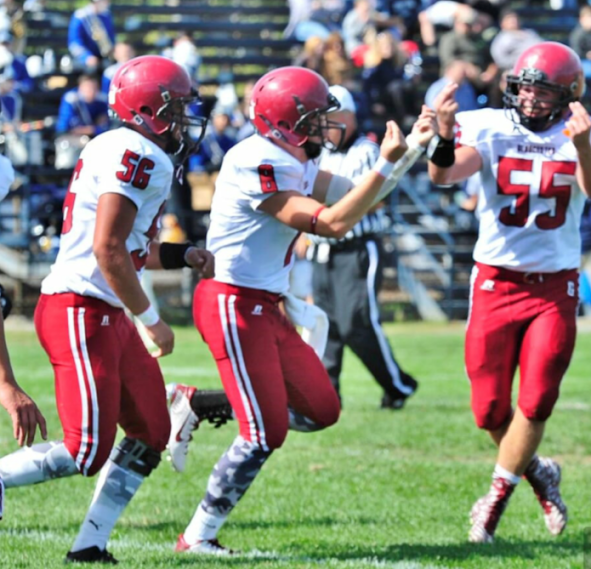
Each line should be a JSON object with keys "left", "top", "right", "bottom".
{"left": 0, "top": 284, "right": 12, "bottom": 319}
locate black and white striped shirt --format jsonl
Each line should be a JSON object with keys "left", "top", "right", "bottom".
{"left": 314, "top": 134, "right": 389, "bottom": 245}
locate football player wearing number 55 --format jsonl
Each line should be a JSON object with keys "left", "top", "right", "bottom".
{"left": 0, "top": 56, "right": 214, "bottom": 564}
{"left": 173, "top": 66, "right": 438, "bottom": 556}
{"left": 428, "top": 41, "right": 591, "bottom": 544}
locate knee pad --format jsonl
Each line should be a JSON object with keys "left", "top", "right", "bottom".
{"left": 110, "top": 437, "right": 161, "bottom": 477}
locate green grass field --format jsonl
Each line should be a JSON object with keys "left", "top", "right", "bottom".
{"left": 0, "top": 321, "right": 590, "bottom": 568}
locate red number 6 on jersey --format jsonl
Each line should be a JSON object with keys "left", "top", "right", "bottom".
{"left": 117, "top": 150, "right": 155, "bottom": 190}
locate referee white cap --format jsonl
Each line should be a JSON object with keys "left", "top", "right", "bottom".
{"left": 329, "top": 85, "right": 356, "bottom": 114}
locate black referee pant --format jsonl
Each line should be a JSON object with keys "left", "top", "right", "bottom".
{"left": 312, "top": 237, "right": 416, "bottom": 402}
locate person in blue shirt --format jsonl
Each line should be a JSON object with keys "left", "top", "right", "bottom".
{"left": 101, "top": 41, "right": 135, "bottom": 94}
{"left": 189, "top": 106, "right": 237, "bottom": 173}
{"left": 0, "top": 32, "right": 32, "bottom": 94}
{"left": 68, "top": 0, "right": 115, "bottom": 71}
{"left": 425, "top": 59, "right": 479, "bottom": 113}
{"left": 55, "top": 74, "right": 109, "bottom": 136}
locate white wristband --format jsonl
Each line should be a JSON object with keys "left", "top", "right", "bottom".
{"left": 405, "top": 132, "right": 427, "bottom": 152}
{"left": 136, "top": 305, "right": 160, "bottom": 327}
{"left": 373, "top": 156, "right": 395, "bottom": 178}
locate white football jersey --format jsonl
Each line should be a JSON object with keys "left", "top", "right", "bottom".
{"left": 42, "top": 127, "right": 173, "bottom": 307}
{"left": 207, "top": 134, "right": 319, "bottom": 293}
{"left": 456, "top": 108, "right": 587, "bottom": 272}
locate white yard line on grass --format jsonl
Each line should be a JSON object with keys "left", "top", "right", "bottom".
{"left": 1, "top": 529, "right": 453, "bottom": 568}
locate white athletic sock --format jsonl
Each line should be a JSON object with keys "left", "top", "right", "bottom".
{"left": 0, "top": 441, "right": 78, "bottom": 487}
{"left": 493, "top": 463, "right": 521, "bottom": 486}
{"left": 184, "top": 504, "right": 227, "bottom": 543}
{"left": 70, "top": 460, "right": 143, "bottom": 552}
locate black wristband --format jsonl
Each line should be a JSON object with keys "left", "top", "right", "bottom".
{"left": 427, "top": 135, "right": 455, "bottom": 168}
{"left": 159, "top": 242, "right": 193, "bottom": 270}
{"left": 0, "top": 284, "right": 12, "bottom": 319}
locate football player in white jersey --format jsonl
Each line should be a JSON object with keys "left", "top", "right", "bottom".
{"left": 0, "top": 154, "right": 47, "bottom": 522}
{"left": 0, "top": 55, "right": 214, "bottom": 563}
{"left": 173, "top": 66, "right": 437, "bottom": 555}
{"left": 428, "top": 42, "right": 591, "bottom": 543}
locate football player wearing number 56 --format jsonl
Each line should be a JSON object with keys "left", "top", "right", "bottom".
{"left": 173, "top": 66, "right": 438, "bottom": 556}
{"left": 428, "top": 42, "right": 591, "bottom": 543}
{"left": 0, "top": 56, "right": 213, "bottom": 564}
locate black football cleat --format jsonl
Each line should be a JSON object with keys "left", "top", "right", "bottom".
{"left": 380, "top": 373, "right": 418, "bottom": 410}
{"left": 65, "top": 546, "right": 118, "bottom": 564}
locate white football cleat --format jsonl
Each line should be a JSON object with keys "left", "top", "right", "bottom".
{"left": 525, "top": 457, "right": 568, "bottom": 536}
{"left": 175, "top": 534, "right": 234, "bottom": 556}
{"left": 167, "top": 384, "right": 199, "bottom": 473}
{"left": 469, "top": 477, "right": 515, "bottom": 543}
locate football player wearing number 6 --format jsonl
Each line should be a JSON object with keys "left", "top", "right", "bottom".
{"left": 173, "top": 66, "right": 438, "bottom": 555}
{"left": 428, "top": 42, "right": 591, "bottom": 543}
{"left": 0, "top": 55, "right": 213, "bottom": 564}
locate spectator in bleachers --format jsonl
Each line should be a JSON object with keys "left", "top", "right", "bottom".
{"left": 438, "top": 7, "right": 498, "bottom": 103}
{"left": 319, "top": 32, "right": 356, "bottom": 86}
{"left": 425, "top": 59, "right": 479, "bottom": 112}
{"left": 0, "top": 75, "right": 21, "bottom": 125}
{"left": 284, "top": 0, "right": 313, "bottom": 39}
{"left": 189, "top": 105, "right": 237, "bottom": 173}
{"left": 418, "top": 1, "right": 477, "bottom": 52}
{"left": 375, "top": 0, "right": 424, "bottom": 41}
{"left": 68, "top": 0, "right": 115, "bottom": 71}
{"left": 0, "top": 0, "right": 26, "bottom": 55}
{"left": 235, "top": 80, "right": 256, "bottom": 142}
{"left": 342, "top": 0, "right": 379, "bottom": 60}
{"left": 55, "top": 74, "right": 109, "bottom": 137}
{"left": 0, "top": 32, "right": 32, "bottom": 93}
{"left": 570, "top": 5, "right": 591, "bottom": 81}
{"left": 438, "top": 7, "right": 483, "bottom": 71}
{"left": 490, "top": 8, "right": 542, "bottom": 73}
{"left": 292, "top": 0, "right": 347, "bottom": 41}
{"left": 101, "top": 41, "right": 135, "bottom": 94}
{"left": 293, "top": 35, "right": 326, "bottom": 74}
{"left": 162, "top": 32, "right": 201, "bottom": 83}
{"left": 362, "top": 30, "right": 412, "bottom": 129}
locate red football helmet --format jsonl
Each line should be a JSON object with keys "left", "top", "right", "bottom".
{"left": 109, "top": 55, "right": 207, "bottom": 154}
{"left": 250, "top": 66, "right": 344, "bottom": 151}
{"left": 504, "top": 42, "right": 584, "bottom": 131}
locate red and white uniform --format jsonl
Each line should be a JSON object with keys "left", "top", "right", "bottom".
{"left": 35, "top": 127, "right": 171, "bottom": 476}
{"left": 458, "top": 108, "right": 586, "bottom": 272}
{"left": 208, "top": 134, "right": 319, "bottom": 293}
{"left": 457, "top": 109, "right": 583, "bottom": 429}
{"left": 42, "top": 128, "right": 173, "bottom": 305}
{"left": 195, "top": 134, "right": 339, "bottom": 451}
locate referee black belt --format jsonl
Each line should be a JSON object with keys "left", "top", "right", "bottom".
{"left": 328, "top": 235, "right": 379, "bottom": 253}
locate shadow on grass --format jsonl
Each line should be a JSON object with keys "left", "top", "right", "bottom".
{"left": 229, "top": 515, "right": 378, "bottom": 530}
{"left": 311, "top": 537, "right": 584, "bottom": 564}
{"left": 163, "top": 536, "right": 585, "bottom": 567}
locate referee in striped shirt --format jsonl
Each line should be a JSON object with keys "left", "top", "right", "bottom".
{"left": 310, "top": 85, "right": 418, "bottom": 409}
